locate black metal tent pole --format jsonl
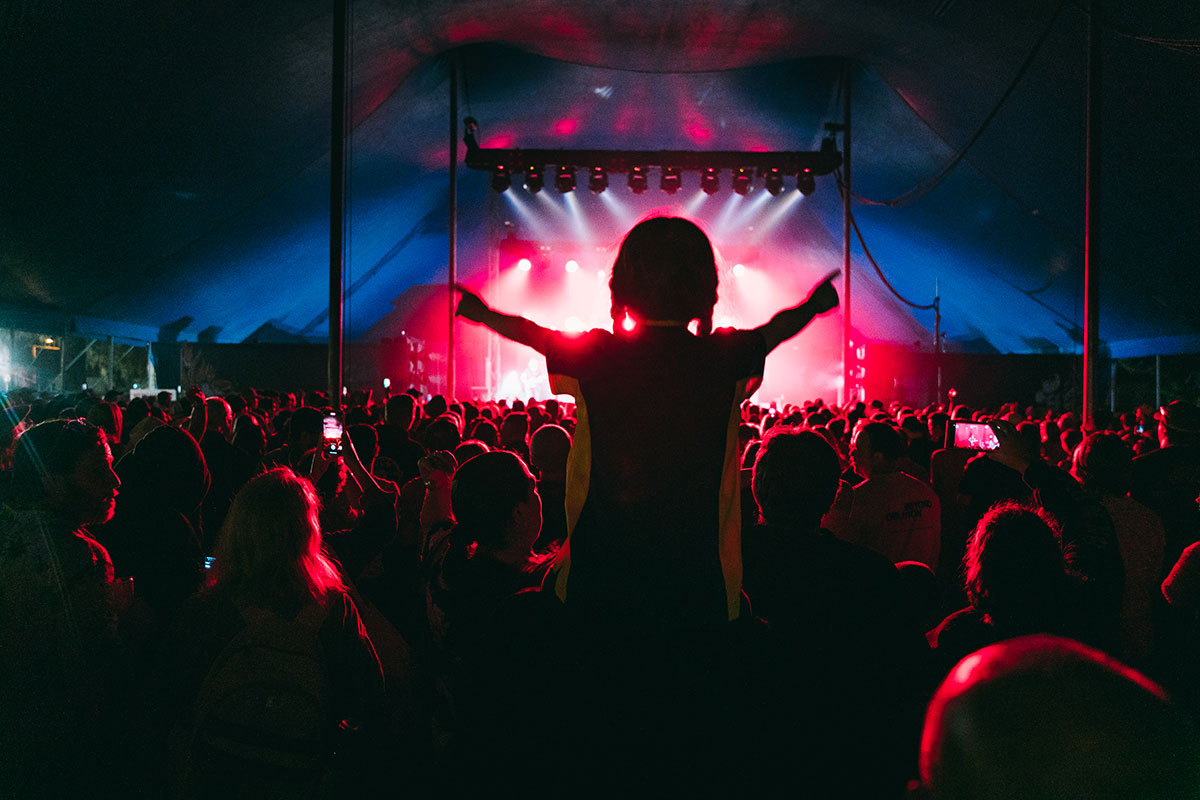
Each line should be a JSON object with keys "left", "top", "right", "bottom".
{"left": 448, "top": 58, "right": 458, "bottom": 399}
{"left": 1083, "top": 0, "right": 1102, "bottom": 427}
{"left": 842, "top": 62, "right": 853, "bottom": 407}
{"left": 328, "top": 0, "right": 348, "bottom": 410}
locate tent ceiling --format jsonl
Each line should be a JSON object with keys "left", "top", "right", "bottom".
{"left": 2, "top": 0, "right": 1198, "bottom": 355}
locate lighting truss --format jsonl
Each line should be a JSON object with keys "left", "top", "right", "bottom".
{"left": 463, "top": 118, "right": 843, "bottom": 196}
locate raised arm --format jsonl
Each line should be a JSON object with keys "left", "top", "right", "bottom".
{"left": 455, "top": 284, "right": 554, "bottom": 354}
{"left": 752, "top": 270, "right": 840, "bottom": 354}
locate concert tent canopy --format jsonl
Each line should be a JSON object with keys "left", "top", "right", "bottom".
{"left": 3, "top": 0, "right": 1198, "bottom": 367}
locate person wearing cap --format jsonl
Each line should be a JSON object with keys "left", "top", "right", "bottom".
{"left": 1132, "top": 400, "right": 1200, "bottom": 573}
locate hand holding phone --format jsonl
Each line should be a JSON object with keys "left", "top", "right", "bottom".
{"left": 322, "top": 414, "right": 343, "bottom": 456}
{"left": 951, "top": 420, "right": 1000, "bottom": 451}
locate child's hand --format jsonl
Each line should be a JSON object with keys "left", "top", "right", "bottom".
{"left": 806, "top": 270, "right": 841, "bottom": 314}
{"left": 455, "top": 284, "right": 489, "bottom": 322}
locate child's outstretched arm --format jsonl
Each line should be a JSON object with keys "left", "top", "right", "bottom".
{"left": 455, "top": 284, "right": 553, "bottom": 354}
{"left": 753, "top": 270, "right": 840, "bottom": 354}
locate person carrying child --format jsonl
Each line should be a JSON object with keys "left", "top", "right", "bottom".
{"left": 456, "top": 215, "right": 838, "bottom": 628}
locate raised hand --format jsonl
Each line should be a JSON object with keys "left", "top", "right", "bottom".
{"left": 806, "top": 270, "right": 841, "bottom": 315}
{"left": 987, "top": 418, "right": 1037, "bottom": 473}
{"left": 455, "top": 283, "right": 490, "bottom": 323}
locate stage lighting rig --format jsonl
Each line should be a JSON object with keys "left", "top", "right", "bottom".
{"left": 588, "top": 165, "right": 608, "bottom": 193}
{"left": 555, "top": 165, "right": 576, "bottom": 193}
{"left": 525, "top": 165, "right": 543, "bottom": 193}
{"left": 490, "top": 164, "right": 511, "bottom": 192}
{"left": 732, "top": 167, "right": 752, "bottom": 196}
{"left": 763, "top": 166, "right": 784, "bottom": 195}
{"left": 660, "top": 166, "right": 682, "bottom": 194}
{"left": 462, "top": 119, "right": 843, "bottom": 196}
{"left": 797, "top": 167, "right": 816, "bottom": 196}
{"left": 628, "top": 165, "right": 648, "bottom": 194}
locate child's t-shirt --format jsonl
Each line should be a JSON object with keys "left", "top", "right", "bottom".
{"left": 542, "top": 325, "right": 766, "bottom": 626}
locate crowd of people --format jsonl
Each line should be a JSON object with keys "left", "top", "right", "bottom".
{"left": 2, "top": 217, "right": 1199, "bottom": 797}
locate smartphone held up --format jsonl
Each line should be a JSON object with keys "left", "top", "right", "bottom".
{"left": 322, "top": 413, "right": 343, "bottom": 456}
{"left": 951, "top": 420, "right": 1000, "bottom": 451}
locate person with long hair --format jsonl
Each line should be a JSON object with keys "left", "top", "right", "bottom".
{"left": 159, "top": 467, "right": 384, "bottom": 797}
{"left": 456, "top": 215, "right": 838, "bottom": 627}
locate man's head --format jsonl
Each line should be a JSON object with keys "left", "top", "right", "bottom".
{"left": 752, "top": 426, "right": 841, "bottom": 529}
{"left": 205, "top": 396, "right": 234, "bottom": 437}
{"left": 1071, "top": 432, "right": 1134, "bottom": 496}
{"left": 385, "top": 393, "right": 418, "bottom": 431}
{"left": 9, "top": 419, "right": 121, "bottom": 527}
{"left": 530, "top": 424, "right": 571, "bottom": 481}
{"left": 849, "top": 421, "right": 904, "bottom": 478}
{"left": 1155, "top": 400, "right": 1200, "bottom": 448}
{"left": 919, "top": 635, "right": 1200, "bottom": 800}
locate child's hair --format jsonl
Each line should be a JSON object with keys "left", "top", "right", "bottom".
{"left": 610, "top": 216, "right": 719, "bottom": 335}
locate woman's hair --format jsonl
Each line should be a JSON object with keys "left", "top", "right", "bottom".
{"left": 963, "top": 502, "right": 1065, "bottom": 626}
{"left": 610, "top": 216, "right": 719, "bottom": 334}
{"left": 213, "top": 467, "right": 344, "bottom": 606}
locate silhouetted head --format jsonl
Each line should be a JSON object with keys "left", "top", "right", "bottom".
{"left": 850, "top": 421, "right": 904, "bottom": 478}
{"left": 752, "top": 426, "right": 841, "bottom": 529}
{"left": 10, "top": 418, "right": 120, "bottom": 526}
{"left": 530, "top": 423, "right": 571, "bottom": 479}
{"left": 86, "top": 401, "right": 123, "bottom": 446}
{"left": 451, "top": 451, "right": 541, "bottom": 555}
{"left": 1071, "top": 432, "right": 1134, "bottom": 496}
{"left": 963, "top": 502, "right": 1065, "bottom": 626}
{"left": 609, "top": 216, "right": 718, "bottom": 334}
{"left": 919, "top": 635, "right": 1200, "bottom": 800}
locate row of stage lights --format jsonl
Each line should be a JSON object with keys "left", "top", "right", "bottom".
{"left": 511, "top": 257, "right": 747, "bottom": 278}
{"left": 490, "top": 163, "right": 818, "bottom": 197}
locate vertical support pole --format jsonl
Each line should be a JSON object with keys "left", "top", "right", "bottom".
{"left": 109, "top": 336, "right": 115, "bottom": 392}
{"left": 841, "top": 62, "right": 853, "bottom": 406}
{"left": 1155, "top": 354, "right": 1162, "bottom": 409}
{"left": 1082, "top": 0, "right": 1102, "bottom": 428}
{"left": 59, "top": 326, "right": 67, "bottom": 392}
{"left": 934, "top": 278, "right": 942, "bottom": 406}
{"left": 1109, "top": 359, "right": 1116, "bottom": 412}
{"left": 328, "top": 0, "right": 348, "bottom": 411}
{"left": 448, "top": 58, "right": 459, "bottom": 399}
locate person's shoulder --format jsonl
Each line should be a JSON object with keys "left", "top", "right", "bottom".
{"left": 543, "top": 328, "right": 612, "bottom": 364}
{"left": 820, "top": 529, "right": 900, "bottom": 574}
{"left": 928, "top": 606, "right": 984, "bottom": 646}
{"left": 1136, "top": 443, "right": 1200, "bottom": 467}
{"left": 712, "top": 327, "right": 768, "bottom": 354}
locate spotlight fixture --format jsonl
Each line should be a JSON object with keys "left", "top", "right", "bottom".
{"left": 660, "top": 166, "right": 682, "bottom": 194}
{"left": 797, "top": 167, "right": 816, "bottom": 196}
{"left": 525, "top": 165, "right": 544, "bottom": 193}
{"left": 763, "top": 166, "right": 784, "bottom": 196}
{"left": 490, "top": 164, "right": 511, "bottom": 192}
{"left": 628, "top": 165, "right": 648, "bottom": 194}
{"left": 732, "top": 167, "right": 752, "bottom": 196}
{"left": 555, "top": 165, "right": 576, "bottom": 193}
{"left": 700, "top": 167, "right": 720, "bottom": 195}
{"left": 588, "top": 165, "right": 608, "bottom": 193}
